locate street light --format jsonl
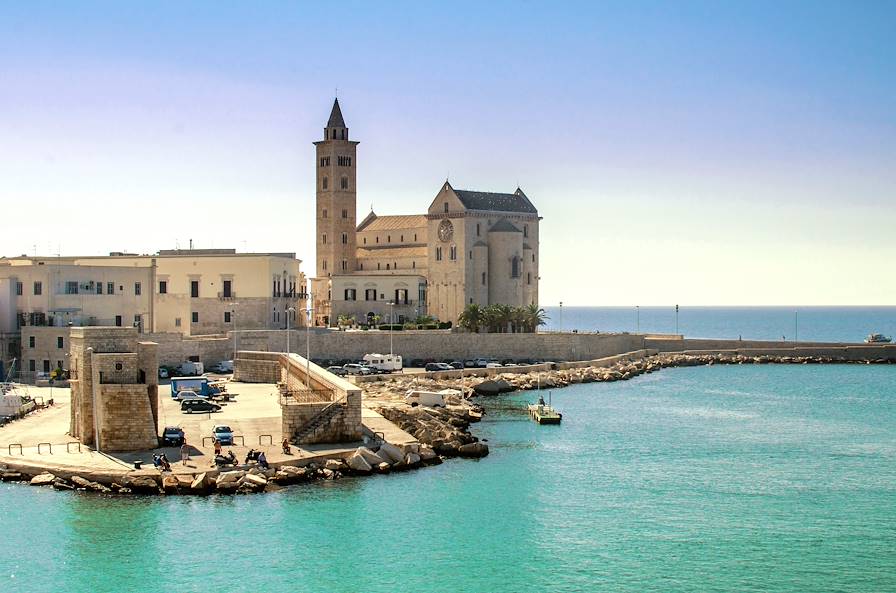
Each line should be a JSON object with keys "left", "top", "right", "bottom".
{"left": 636, "top": 305, "right": 640, "bottom": 334}
{"left": 286, "top": 307, "right": 296, "bottom": 354}
{"left": 559, "top": 301, "right": 563, "bottom": 333}
{"left": 388, "top": 300, "right": 395, "bottom": 357}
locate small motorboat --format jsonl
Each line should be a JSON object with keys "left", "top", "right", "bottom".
{"left": 864, "top": 333, "right": 892, "bottom": 344}
{"left": 528, "top": 374, "right": 562, "bottom": 425}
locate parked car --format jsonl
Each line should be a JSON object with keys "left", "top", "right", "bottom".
{"left": 463, "top": 360, "right": 477, "bottom": 368}
{"left": 326, "top": 365, "right": 348, "bottom": 376}
{"left": 343, "top": 363, "right": 373, "bottom": 375}
{"left": 172, "top": 389, "right": 208, "bottom": 401}
{"left": 180, "top": 399, "right": 221, "bottom": 414}
{"left": 158, "top": 367, "right": 170, "bottom": 379}
{"left": 212, "top": 424, "right": 234, "bottom": 445}
{"left": 486, "top": 362, "right": 503, "bottom": 369}
{"left": 425, "top": 362, "right": 453, "bottom": 372}
{"left": 208, "top": 360, "right": 234, "bottom": 374}
{"left": 448, "top": 361, "right": 464, "bottom": 370}
{"left": 474, "top": 358, "right": 489, "bottom": 368}
{"left": 160, "top": 426, "right": 185, "bottom": 446}
{"left": 409, "top": 359, "right": 425, "bottom": 368}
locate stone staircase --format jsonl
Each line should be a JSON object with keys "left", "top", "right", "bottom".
{"left": 291, "top": 399, "right": 347, "bottom": 444}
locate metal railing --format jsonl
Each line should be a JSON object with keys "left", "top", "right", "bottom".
{"left": 278, "top": 389, "right": 335, "bottom": 406}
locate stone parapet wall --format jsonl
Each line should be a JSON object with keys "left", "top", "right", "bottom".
{"left": 233, "top": 353, "right": 280, "bottom": 383}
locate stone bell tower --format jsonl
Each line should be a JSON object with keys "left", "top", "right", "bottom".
{"left": 314, "top": 98, "right": 358, "bottom": 278}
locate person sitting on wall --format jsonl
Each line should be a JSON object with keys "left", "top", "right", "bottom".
{"left": 282, "top": 438, "right": 291, "bottom": 455}
{"left": 257, "top": 451, "right": 269, "bottom": 470}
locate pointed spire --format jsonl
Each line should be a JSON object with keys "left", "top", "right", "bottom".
{"left": 327, "top": 98, "right": 346, "bottom": 128}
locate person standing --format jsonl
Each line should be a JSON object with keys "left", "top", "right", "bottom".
{"left": 181, "top": 441, "right": 190, "bottom": 466}
{"left": 214, "top": 439, "right": 222, "bottom": 456}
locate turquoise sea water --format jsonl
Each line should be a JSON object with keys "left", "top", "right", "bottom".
{"left": 542, "top": 305, "right": 896, "bottom": 342}
{"left": 2, "top": 364, "right": 895, "bottom": 592}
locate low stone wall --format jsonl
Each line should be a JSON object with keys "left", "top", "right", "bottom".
{"left": 233, "top": 352, "right": 280, "bottom": 383}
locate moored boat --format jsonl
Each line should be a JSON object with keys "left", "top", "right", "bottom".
{"left": 864, "top": 333, "right": 892, "bottom": 344}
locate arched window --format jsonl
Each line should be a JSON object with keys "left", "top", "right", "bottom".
{"left": 341, "top": 177, "right": 348, "bottom": 190}
{"left": 511, "top": 256, "right": 520, "bottom": 278}
{"left": 322, "top": 208, "right": 328, "bottom": 219}
{"left": 341, "top": 233, "right": 348, "bottom": 244}
{"left": 322, "top": 177, "right": 328, "bottom": 189}
{"left": 322, "top": 234, "right": 327, "bottom": 244}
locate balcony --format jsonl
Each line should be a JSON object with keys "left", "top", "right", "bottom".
{"left": 217, "top": 291, "right": 237, "bottom": 300}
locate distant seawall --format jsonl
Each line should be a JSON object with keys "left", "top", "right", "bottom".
{"left": 145, "top": 329, "right": 896, "bottom": 367}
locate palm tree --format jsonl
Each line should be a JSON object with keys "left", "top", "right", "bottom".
{"left": 457, "top": 304, "right": 483, "bottom": 333}
{"left": 484, "top": 304, "right": 513, "bottom": 333}
{"left": 523, "top": 303, "right": 549, "bottom": 332}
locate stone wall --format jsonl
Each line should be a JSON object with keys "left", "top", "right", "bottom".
{"left": 95, "top": 383, "right": 159, "bottom": 451}
{"left": 233, "top": 352, "right": 281, "bottom": 383}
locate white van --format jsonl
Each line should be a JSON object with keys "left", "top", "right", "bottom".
{"left": 362, "top": 353, "right": 403, "bottom": 373}
{"left": 405, "top": 388, "right": 461, "bottom": 407}
{"left": 179, "top": 361, "right": 204, "bottom": 376}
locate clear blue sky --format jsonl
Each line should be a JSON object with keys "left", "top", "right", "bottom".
{"left": 1, "top": 1, "right": 894, "bottom": 305}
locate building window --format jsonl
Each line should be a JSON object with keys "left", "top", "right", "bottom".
{"left": 532, "top": 253, "right": 536, "bottom": 263}
{"left": 43, "top": 360, "right": 51, "bottom": 373}
{"left": 224, "top": 311, "right": 231, "bottom": 323}
{"left": 322, "top": 260, "right": 328, "bottom": 271}
{"left": 322, "top": 177, "right": 328, "bottom": 190}
{"left": 15, "top": 282, "right": 22, "bottom": 296}
{"left": 159, "top": 280, "right": 167, "bottom": 294}
{"left": 444, "top": 202, "right": 449, "bottom": 213}
{"left": 386, "top": 264, "right": 390, "bottom": 270}
{"left": 134, "top": 314, "right": 142, "bottom": 329}
{"left": 29, "top": 336, "right": 35, "bottom": 348}
{"left": 344, "top": 288, "right": 356, "bottom": 301}
{"left": 511, "top": 256, "right": 520, "bottom": 278}
{"left": 107, "top": 282, "right": 114, "bottom": 294}
{"left": 65, "top": 281, "right": 78, "bottom": 295}
{"left": 400, "top": 235, "right": 404, "bottom": 242}
{"left": 436, "top": 247, "right": 442, "bottom": 261}
{"left": 341, "top": 259, "right": 347, "bottom": 271}
{"left": 414, "top": 234, "right": 417, "bottom": 241}
{"left": 341, "top": 233, "right": 348, "bottom": 244}
{"left": 450, "top": 246, "right": 457, "bottom": 260}
{"left": 375, "top": 237, "right": 379, "bottom": 244}
{"left": 190, "top": 280, "right": 199, "bottom": 298}
{"left": 341, "top": 177, "right": 348, "bottom": 190}
{"left": 57, "top": 336, "right": 63, "bottom": 349}
{"left": 322, "top": 208, "right": 328, "bottom": 219}
{"left": 394, "top": 289, "right": 409, "bottom": 304}
{"left": 412, "top": 261, "right": 416, "bottom": 269}
{"left": 377, "top": 263, "right": 381, "bottom": 270}
{"left": 134, "top": 282, "right": 141, "bottom": 296}
{"left": 322, "top": 234, "right": 327, "bottom": 244}
{"left": 524, "top": 224, "right": 529, "bottom": 238}
{"left": 191, "top": 312, "right": 199, "bottom": 323}
{"left": 29, "top": 359, "right": 36, "bottom": 372}
{"left": 33, "top": 281, "right": 42, "bottom": 296}
{"left": 342, "top": 209, "right": 348, "bottom": 219}
{"left": 527, "top": 272, "right": 532, "bottom": 285}
{"left": 365, "top": 289, "right": 376, "bottom": 301}
{"left": 223, "top": 280, "right": 232, "bottom": 298}
{"left": 115, "top": 315, "right": 122, "bottom": 327}
{"left": 387, "top": 235, "right": 391, "bottom": 243}
{"left": 175, "top": 318, "right": 181, "bottom": 327}
{"left": 469, "top": 251, "right": 473, "bottom": 260}
{"left": 363, "top": 237, "right": 367, "bottom": 245}
{"left": 96, "top": 282, "right": 102, "bottom": 294}
{"left": 476, "top": 223, "right": 481, "bottom": 236}
{"left": 482, "top": 272, "right": 487, "bottom": 286}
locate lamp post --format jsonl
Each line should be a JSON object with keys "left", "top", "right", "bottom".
{"left": 636, "top": 305, "right": 640, "bottom": 334}
{"left": 675, "top": 304, "right": 679, "bottom": 335}
{"left": 286, "top": 307, "right": 296, "bottom": 354}
{"left": 388, "top": 300, "right": 395, "bottom": 357}
{"left": 305, "top": 306, "right": 314, "bottom": 384}
{"left": 559, "top": 301, "right": 563, "bottom": 333}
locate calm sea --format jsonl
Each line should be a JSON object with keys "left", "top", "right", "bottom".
{"left": 1, "top": 364, "right": 894, "bottom": 592}
{"left": 541, "top": 306, "right": 896, "bottom": 343}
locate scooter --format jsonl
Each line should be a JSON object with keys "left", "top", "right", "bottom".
{"left": 214, "top": 450, "right": 238, "bottom": 468}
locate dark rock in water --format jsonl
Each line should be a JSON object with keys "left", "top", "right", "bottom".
{"left": 473, "top": 379, "right": 513, "bottom": 396}
{"left": 458, "top": 442, "right": 489, "bottom": 458}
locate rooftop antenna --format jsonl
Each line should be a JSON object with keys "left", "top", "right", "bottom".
{"left": 189, "top": 238, "right": 193, "bottom": 250}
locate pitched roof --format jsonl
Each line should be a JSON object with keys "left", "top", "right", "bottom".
{"left": 357, "top": 246, "right": 427, "bottom": 258}
{"left": 356, "top": 213, "right": 427, "bottom": 232}
{"left": 489, "top": 219, "right": 522, "bottom": 233}
{"left": 453, "top": 188, "right": 537, "bottom": 214}
{"left": 327, "top": 98, "right": 346, "bottom": 128}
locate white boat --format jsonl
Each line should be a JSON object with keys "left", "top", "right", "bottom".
{"left": 864, "top": 333, "right": 892, "bottom": 344}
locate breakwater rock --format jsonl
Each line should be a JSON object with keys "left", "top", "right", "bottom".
{"left": 376, "top": 405, "right": 488, "bottom": 458}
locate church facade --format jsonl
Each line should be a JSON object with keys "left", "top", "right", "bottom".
{"left": 311, "top": 99, "right": 540, "bottom": 327}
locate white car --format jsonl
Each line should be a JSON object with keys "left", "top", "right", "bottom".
{"left": 486, "top": 362, "right": 503, "bottom": 369}
{"left": 172, "top": 389, "right": 208, "bottom": 401}
{"left": 343, "top": 363, "right": 373, "bottom": 375}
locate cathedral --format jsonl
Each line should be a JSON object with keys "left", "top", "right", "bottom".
{"left": 311, "top": 99, "right": 541, "bottom": 327}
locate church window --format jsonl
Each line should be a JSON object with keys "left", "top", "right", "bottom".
{"left": 341, "top": 177, "right": 348, "bottom": 190}
{"left": 412, "top": 261, "right": 416, "bottom": 269}
{"left": 449, "top": 246, "right": 457, "bottom": 260}
{"left": 482, "top": 272, "right": 486, "bottom": 285}
{"left": 377, "top": 263, "right": 381, "bottom": 270}
{"left": 322, "top": 234, "right": 327, "bottom": 244}
{"left": 527, "top": 272, "right": 532, "bottom": 285}
{"left": 360, "top": 263, "right": 364, "bottom": 270}
{"left": 469, "top": 251, "right": 472, "bottom": 260}
{"left": 342, "top": 233, "right": 348, "bottom": 244}
{"left": 400, "top": 235, "right": 404, "bottom": 242}
{"left": 332, "top": 129, "right": 336, "bottom": 139}
{"left": 532, "top": 253, "right": 535, "bottom": 263}
{"left": 444, "top": 202, "right": 449, "bottom": 213}
{"left": 394, "top": 262, "right": 397, "bottom": 269}
{"left": 414, "top": 234, "right": 417, "bottom": 241}
{"left": 476, "top": 223, "right": 480, "bottom": 236}
{"left": 511, "top": 256, "right": 520, "bottom": 279}
{"left": 342, "top": 260, "right": 347, "bottom": 271}
{"left": 524, "top": 224, "right": 528, "bottom": 238}
{"left": 386, "top": 264, "right": 390, "bottom": 270}
{"left": 342, "top": 209, "right": 348, "bottom": 218}
{"left": 376, "top": 237, "right": 379, "bottom": 244}
{"left": 322, "top": 208, "right": 328, "bottom": 218}
{"left": 436, "top": 247, "right": 442, "bottom": 261}
{"left": 387, "top": 235, "right": 391, "bottom": 243}
{"left": 322, "top": 177, "right": 328, "bottom": 189}
{"left": 322, "top": 260, "right": 328, "bottom": 271}
{"left": 363, "top": 237, "right": 367, "bottom": 244}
